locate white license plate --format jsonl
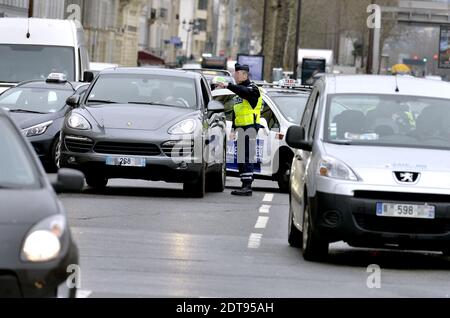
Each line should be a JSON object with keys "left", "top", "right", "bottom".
{"left": 106, "top": 157, "right": 146, "bottom": 167}
{"left": 376, "top": 203, "right": 435, "bottom": 219}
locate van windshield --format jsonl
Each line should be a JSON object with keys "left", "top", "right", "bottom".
{"left": 0, "top": 45, "right": 75, "bottom": 83}
{"left": 325, "top": 94, "right": 450, "bottom": 150}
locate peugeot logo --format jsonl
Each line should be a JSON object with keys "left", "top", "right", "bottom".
{"left": 394, "top": 171, "right": 420, "bottom": 183}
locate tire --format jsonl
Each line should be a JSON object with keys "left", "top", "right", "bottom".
{"left": 69, "top": 287, "right": 77, "bottom": 299}
{"left": 85, "top": 174, "right": 108, "bottom": 189}
{"left": 288, "top": 200, "right": 302, "bottom": 248}
{"left": 184, "top": 165, "right": 206, "bottom": 198}
{"left": 206, "top": 146, "right": 226, "bottom": 193}
{"left": 277, "top": 159, "right": 292, "bottom": 193}
{"left": 46, "top": 135, "right": 62, "bottom": 173}
{"left": 302, "top": 197, "right": 329, "bottom": 261}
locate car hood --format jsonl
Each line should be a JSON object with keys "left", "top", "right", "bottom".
{"left": 85, "top": 104, "right": 198, "bottom": 131}
{"left": 323, "top": 143, "right": 450, "bottom": 188}
{"left": 9, "top": 111, "right": 63, "bottom": 129}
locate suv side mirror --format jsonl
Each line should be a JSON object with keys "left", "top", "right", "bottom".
{"left": 66, "top": 94, "right": 80, "bottom": 108}
{"left": 207, "top": 100, "right": 224, "bottom": 113}
{"left": 52, "top": 168, "right": 85, "bottom": 194}
{"left": 83, "top": 71, "right": 95, "bottom": 83}
{"left": 286, "top": 125, "right": 313, "bottom": 151}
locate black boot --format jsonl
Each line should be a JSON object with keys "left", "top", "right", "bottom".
{"left": 231, "top": 182, "right": 252, "bottom": 196}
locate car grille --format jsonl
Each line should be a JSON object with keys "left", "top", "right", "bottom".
{"left": 354, "top": 191, "right": 450, "bottom": 203}
{"left": 161, "top": 140, "right": 194, "bottom": 157}
{"left": 64, "top": 136, "right": 94, "bottom": 153}
{"left": 94, "top": 141, "right": 161, "bottom": 156}
{"left": 353, "top": 213, "right": 450, "bottom": 235}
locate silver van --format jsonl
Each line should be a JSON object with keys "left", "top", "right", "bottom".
{"left": 0, "top": 18, "right": 90, "bottom": 93}
{"left": 286, "top": 75, "right": 450, "bottom": 261}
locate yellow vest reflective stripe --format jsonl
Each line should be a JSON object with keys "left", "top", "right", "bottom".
{"left": 233, "top": 89, "right": 263, "bottom": 127}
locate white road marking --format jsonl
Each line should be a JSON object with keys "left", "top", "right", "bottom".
{"left": 254, "top": 216, "right": 269, "bottom": 229}
{"left": 76, "top": 290, "right": 92, "bottom": 298}
{"left": 259, "top": 205, "right": 271, "bottom": 214}
{"left": 248, "top": 233, "right": 263, "bottom": 249}
{"left": 262, "top": 193, "right": 274, "bottom": 202}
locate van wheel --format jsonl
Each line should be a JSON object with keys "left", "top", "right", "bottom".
{"left": 206, "top": 147, "right": 226, "bottom": 192}
{"left": 86, "top": 174, "right": 108, "bottom": 189}
{"left": 184, "top": 166, "right": 206, "bottom": 198}
{"left": 288, "top": 202, "right": 302, "bottom": 248}
{"left": 302, "top": 197, "right": 329, "bottom": 261}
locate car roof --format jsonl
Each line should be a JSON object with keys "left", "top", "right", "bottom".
{"left": 325, "top": 75, "right": 450, "bottom": 99}
{"left": 15, "top": 80, "right": 88, "bottom": 91}
{"left": 265, "top": 88, "right": 311, "bottom": 96}
{"left": 100, "top": 67, "right": 201, "bottom": 79}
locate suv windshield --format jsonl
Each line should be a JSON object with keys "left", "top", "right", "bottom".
{"left": 87, "top": 74, "right": 198, "bottom": 109}
{"left": 0, "top": 117, "right": 39, "bottom": 188}
{"left": 0, "top": 44, "right": 75, "bottom": 82}
{"left": 0, "top": 87, "right": 73, "bottom": 113}
{"left": 325, "top": 94, "right": 450, "bottom": 150}
{"left": 270, "top": 94, "right": 309, "bottom": 123}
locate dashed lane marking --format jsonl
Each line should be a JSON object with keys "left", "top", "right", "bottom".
{"left": 248, "top": 233, "right": 263, "bottom": 249}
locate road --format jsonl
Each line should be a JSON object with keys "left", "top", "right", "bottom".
{"left": 57, "top": 177, "right": 450, "bottom": 298}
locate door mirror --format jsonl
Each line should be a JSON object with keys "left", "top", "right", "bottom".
{"left": 83, "top": 71, "right": 95, "bottom": 83}
{"left": 66, "top": 94, "right": 80, "bottom": 108}
{"left": 52, "top": 168, "right": 85, "bottom": 194}
{"left": 207, "top": 100, "right": 224, "bottom": 113}
{"left": 286, "top": 125, "right": 313, "bottom": 151}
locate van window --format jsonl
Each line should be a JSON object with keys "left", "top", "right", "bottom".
{"left": 0, "top": 45, "right": 75, "bottom": 82}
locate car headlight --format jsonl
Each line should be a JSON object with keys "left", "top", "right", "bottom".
{"left": 168, "top": 119, "right": 197, "bottom": 135}
{"left": 21, "top": 121, "right": 53, "bottom": 137}
{"left": 21, "top": 215, "right": 66, "bottom": 263}
{"left": 67, "top": 113, "right": 91, "bottom": 130}
{"left": 318, "top": 156, "right": 359, "bottom": 181}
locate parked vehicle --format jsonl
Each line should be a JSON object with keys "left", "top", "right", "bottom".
{"left": 60, "top": 68, "right": 226, "bottom": 198}
{"left": 0, "top": 107, "right": 84, "bottom": 298}
{"left": 0, "top": 18, "right": 90, "bottom": 93}
{"left": 286, "top": 74, "right": 450, "bottom": 261}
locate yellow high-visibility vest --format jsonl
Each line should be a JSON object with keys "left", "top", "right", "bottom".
{"left": 233, "top": 89, "right": 263, "bottom": 127}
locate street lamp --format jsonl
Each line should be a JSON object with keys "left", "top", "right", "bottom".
{"left": 182, "top": 19, "right": 199, "bottom": 60}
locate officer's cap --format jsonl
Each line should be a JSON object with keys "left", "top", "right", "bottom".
{"left": 235, "top": 63, "right": 250, "bottom": 72}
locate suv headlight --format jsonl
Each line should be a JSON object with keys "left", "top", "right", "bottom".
{"left": 21, "top": 215, "right": 66, "bottom": 263}
{"left": 168, "top": 119, "right": 197, "bottom": 135}
{"left": 67, "top": 113, "right": 91, "bottom": 130}
{"left": 21, "top": 121, "right": 53, "bottom": 137}
{"left": 318, "top": 156, "right": 359, "bottom": 181}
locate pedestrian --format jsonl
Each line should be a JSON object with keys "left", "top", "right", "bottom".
{"left": 217, "top": 63, "right": 263, "bottom": 196}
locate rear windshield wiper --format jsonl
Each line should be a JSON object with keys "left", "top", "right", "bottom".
{"left": 87, "top": 99, "right": 118, "bottom": 104}
{"left": 9, "top": 109, "right": 46, "bottom": 114}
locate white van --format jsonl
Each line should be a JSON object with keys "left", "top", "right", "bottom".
{"left": 0, "top": 18, "right": 90, "bottom": 93}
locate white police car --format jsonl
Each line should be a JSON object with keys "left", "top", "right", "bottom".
{"left": 213, "top": 79, "right": 311, "bottom": 192}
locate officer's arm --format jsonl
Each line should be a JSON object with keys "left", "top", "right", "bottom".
{"left": 227, "top": 83, "right": 260, "bottom": 108}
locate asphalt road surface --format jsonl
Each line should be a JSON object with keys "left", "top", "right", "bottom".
{"left": 56, "top": 177, "right": 450, "bottom": 298}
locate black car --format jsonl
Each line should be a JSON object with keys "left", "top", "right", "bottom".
{"left": 60, "top": 68, "right": 226, "bottom": 198}
{"left": 0, "top": 73, "right": 89, "bottom": 172}
{"left": 0, "top": 108, "right": 84, "bottom": 298}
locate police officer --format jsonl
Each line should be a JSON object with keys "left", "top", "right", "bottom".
{"left": 217, "top": 63, "right": 263, "bottom": 196}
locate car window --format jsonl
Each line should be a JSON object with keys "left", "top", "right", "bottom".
{"left": 325, "top": 94, "right": 450, "bottom": 150}
{"left": 200, "top": 79, "right": 210, "bottom": 107}
{"left": 269, "top": 95, "right": 309, "bottom": 124}
{"left": 261, "top": 102, "right": 280, "bottom": 130}
{"left": 87, "top": 74, "right": 198, "bottom": 109}
{"left": 0, "top": 87, "right": 74, "bottom": 113}
{"left": 308, "top": 93, "right": 321, "bottom": 140}
{"left": 301, "top": 88, "right": 318, "bottom": 128}
{"left": 0, "top": 117, "right": 39, "bottom": 188}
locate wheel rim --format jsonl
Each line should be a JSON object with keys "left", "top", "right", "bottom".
{"left": 302, "top": 205, "right": 309, "bottom": 251}
{"left": 55, "top": 138, "right": 62, "bottom": 169}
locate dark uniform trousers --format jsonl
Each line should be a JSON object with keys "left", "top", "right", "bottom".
{"left": 235, "top": 124, "right": 259, "bottom": 186}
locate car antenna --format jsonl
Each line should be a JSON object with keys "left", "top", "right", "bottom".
{"left": 26, "top": 18, "right": 31, "bottom": 38}
{"left": 395, "top": 74, "right": 400, "bottom": 93}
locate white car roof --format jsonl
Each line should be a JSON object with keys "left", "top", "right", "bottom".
{"left": 326, "top": 75, "right": 450, "bottom": 99}
{"left": 90, "top": 62, "right": 119, "bottom": 71}
{"left": 0, "top": 18, "right": 80, "bottom": 47}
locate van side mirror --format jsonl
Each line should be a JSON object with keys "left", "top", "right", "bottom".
{"left": 286, "top": 125, "right": 313, "bottom": 151}
{"left": 66, "top": 94, "right": 80, "bottom": 108}
{"left": 83, "top": 71, "right": 95, "bottom": 83}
